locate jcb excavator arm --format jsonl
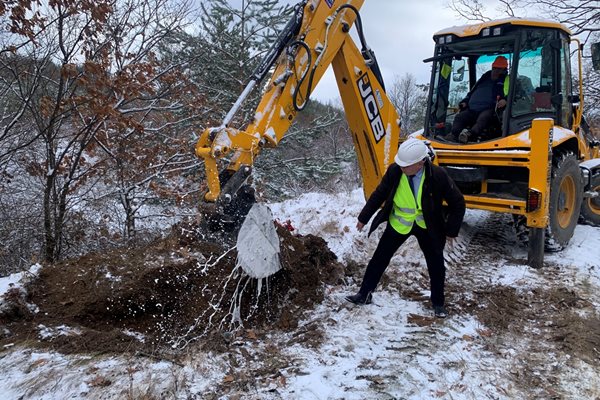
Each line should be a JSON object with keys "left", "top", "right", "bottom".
{"left": 195, "top": 0, "right": 400, "bottom": 217}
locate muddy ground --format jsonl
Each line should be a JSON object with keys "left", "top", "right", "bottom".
{"left": 0, "top": 222, "right": 345, "bottom": 356}
{"left": 1, "top": 214, "right": 599, "bottom": 398}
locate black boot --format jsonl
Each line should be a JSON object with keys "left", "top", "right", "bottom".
{"left": 434, "top": 305, "right": 448, "bottom": 318}
{"left": 345, "top": 292, "right": 372, "bottom": 305}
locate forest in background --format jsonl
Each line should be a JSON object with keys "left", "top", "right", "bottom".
{"left": 0, "top": 0, "right": 597, "bottom": 275}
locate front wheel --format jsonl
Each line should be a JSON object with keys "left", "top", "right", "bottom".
{"left": 546, "top": 152, "right": 583, "bottom": 251}
{"left": 579, "top": 172, "right": 600, "bottom": 226}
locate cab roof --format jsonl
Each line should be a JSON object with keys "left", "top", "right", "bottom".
{"left": 433, "top": 17, "right": 571, "bottom": 39}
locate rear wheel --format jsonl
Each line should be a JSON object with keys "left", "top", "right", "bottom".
{"left": 546, "top": 152, "right": 583, "bottom": 251}
{"left": 579, "top": 172, "right": 600, "bottom": 226}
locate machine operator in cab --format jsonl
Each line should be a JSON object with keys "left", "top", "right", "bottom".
{"left": 445, "top": 55, "right": 509, "bottom": 143}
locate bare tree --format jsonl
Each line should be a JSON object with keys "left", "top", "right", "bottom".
{"left": 583, "top": 59, "right": 600, "bottom": 130}
{"left": 388, "top": 73, "right": 428, "bottom": 136}
{"left": 0, "top": 0, "right": 204, "bottom": 266}
{"left": 447, "top": 0, "right": 599, "bottom": 42}
{"left": 448, "top": 0, "right": 520, "bottom": 22}
{"left": 521, "top": 0, "right": 599, "bottom": 43}
{"left": 88, "top": 0, "right": 206, "bottom": 240}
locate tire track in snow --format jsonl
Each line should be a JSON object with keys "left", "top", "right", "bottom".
{"left": 445, "top": 211, "right": 526, "bottom": 284}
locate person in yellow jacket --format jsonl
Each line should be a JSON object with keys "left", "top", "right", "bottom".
{"left": 346, "top": 138, "right": 465, "bottom": 318}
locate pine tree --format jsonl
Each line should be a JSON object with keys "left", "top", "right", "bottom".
{"left": 162, "top": 0, "right": 292, "bottom": 126}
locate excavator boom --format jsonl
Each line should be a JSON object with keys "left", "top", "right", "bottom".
{"left": 195, "top": 0, "right": 400, "bottom": 212}
{"left": 195, "top": 2, "right": 600, "bottom": 271}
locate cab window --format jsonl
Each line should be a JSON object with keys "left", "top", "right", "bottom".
{"left": 512, "top": 30, "right": 557, "bottom": 117}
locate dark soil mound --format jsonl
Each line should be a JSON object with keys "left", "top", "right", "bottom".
{"left": 0, "top": 223, "right": 344, "bottom": 355}
{"left": 457, "top": 285, "right": 600, "bottom": 365}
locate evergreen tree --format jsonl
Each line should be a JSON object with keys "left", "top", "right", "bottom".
{"left": 253, "top": 101, "right": 356, "bottom": 200}
{"left": 161, "top": 0, "right": 292, "bottom": 126}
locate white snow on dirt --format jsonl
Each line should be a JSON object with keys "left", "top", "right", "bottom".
{"left": 0, "top": 264, "right": 41, "bottom": 298}
{"left": 1, "top": 188, "right": 599, "bottom": 399}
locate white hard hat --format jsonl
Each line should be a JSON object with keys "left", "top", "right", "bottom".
{"left": 394, "top": 138, "right": 428, "bottom": 167}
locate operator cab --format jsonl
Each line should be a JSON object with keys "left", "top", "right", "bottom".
{"left": 423, "top": 18, "right": 574, "bottom": 144}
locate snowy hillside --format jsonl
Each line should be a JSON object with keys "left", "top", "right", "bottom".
{"left": 1, "top": 188, "right": 599, "bottom": 399}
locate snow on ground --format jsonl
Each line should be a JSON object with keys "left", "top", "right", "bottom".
{"left": 1, "top": 188, "right": 599, "bottom": 399}
{"left": 0, "top": 264, "right": 41, "bottom": 297}
{"left": 268, "top": 191, "right": 520, "bottom": 399}
{"left": 546, "top": 224, "right": 600, "bottom": 307}
{"left": 269, "top": 188, "right": 600, "bottom": 399}
{"left": 267, "top": 294, "right": 511, "bottom": 399}
{"left": 0, "top": 348, "right": 222, "bottom": 399}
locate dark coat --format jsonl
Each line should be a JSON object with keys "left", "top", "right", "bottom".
{"left": 358, "top": 161, "right": 465, "bottom": 249}
{"left": 462, "top": 70, "right": 508, "bottom": 109}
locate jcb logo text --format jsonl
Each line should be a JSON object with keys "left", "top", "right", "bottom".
{"left": 357, "top": 74, "right": 384, "bottom": 143}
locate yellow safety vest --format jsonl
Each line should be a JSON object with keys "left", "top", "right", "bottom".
{"left": 389, "top": 174, "right": 427, "bottom": 234}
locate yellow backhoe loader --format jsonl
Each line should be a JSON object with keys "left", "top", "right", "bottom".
{"left": 419, "top": 18, "right": 600, "bottom": 266}
{"left": 195, "top": 0, "right": 600, "bottom": 273}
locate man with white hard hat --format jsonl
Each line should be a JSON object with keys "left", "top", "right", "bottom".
{"left": 346, "top": 138, "right": 465, "bottom": 318}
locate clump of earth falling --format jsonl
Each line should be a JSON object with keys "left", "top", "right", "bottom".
{"left": 0, "top": 222, "right": 345, "bottom": 355}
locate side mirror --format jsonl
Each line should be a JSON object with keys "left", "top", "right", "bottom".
{"left": 453, "top": 60, "right": 465, "bottom": 82}
{"left": 592, "top": 43, "right": 600, "bottom": 71}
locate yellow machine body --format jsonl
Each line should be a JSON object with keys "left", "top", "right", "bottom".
{"left": 195, "top": 3, "right": 600, "bottom": 265}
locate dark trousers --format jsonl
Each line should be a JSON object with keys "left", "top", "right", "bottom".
{"left": 451, "top": 108, "right": 495, "bottom": 137}
{"left": 358, "top": 223, "right": 446, "bottom": 307}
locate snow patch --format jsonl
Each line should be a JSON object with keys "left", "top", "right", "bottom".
{"left": 38, "top": 325, "right": 82, "bottom": 340}
{"left": 0, "top": 264, "right": 42, "bottom": 298}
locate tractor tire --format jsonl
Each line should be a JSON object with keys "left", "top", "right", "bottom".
{"left": 546, "top": 152, "right": 583, "bottom": 251}
{"left": 579, "top": 172, "right": 600, "bottom": 227}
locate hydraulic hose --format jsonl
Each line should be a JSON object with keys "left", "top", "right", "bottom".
{"left": 292, "top": 3, "right": 378, "bottom": 110}
{"left": 251, "top": 2, "right": 305, "bottom": 82}
{"left": 222, "top": 2, "right": 305, "bottom": 127}
{"left": 290, "top": 40, "right": 313, "bottom": 111}
{"left": 291, "top": 2, "right": 386, "bottom": 108}
{"left": 336, "top": 4, "right": 386, "bottom": 91}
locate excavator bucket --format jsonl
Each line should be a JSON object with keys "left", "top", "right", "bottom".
{"left": 235, "top": 203, "right": 281, "bottom": 279}
{"left": 198, "top": 182, "right": 255, "bottom": 233}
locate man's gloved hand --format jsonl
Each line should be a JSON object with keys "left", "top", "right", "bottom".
{"left": 458, "top": 101, "right": 467, "bottom": 111}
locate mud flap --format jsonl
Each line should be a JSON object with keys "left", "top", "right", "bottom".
{"left": 236, "top": 203, "right": 281, "bottom": 279}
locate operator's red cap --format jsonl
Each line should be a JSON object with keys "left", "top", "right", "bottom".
{"left": 492, "top": 56, "right": 508, "bottom": 69}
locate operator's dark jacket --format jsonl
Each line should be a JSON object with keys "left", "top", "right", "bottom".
{"left": 462, "top": 70, "right": 508, "bottom": 110}
{"left": 358, "top": 161, "right": 465, "bottom": 249}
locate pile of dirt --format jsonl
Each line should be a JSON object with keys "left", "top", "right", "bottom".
{"left": 0, "top": 222, "right": 345, "bottom": 355}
